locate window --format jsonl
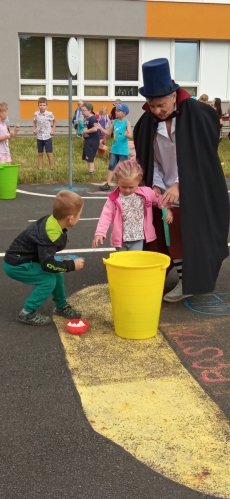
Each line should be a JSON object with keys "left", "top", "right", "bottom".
{"left": 175, "top": 42, "right": 198, "bottom": 81}
{"left": 53, "top": 85, "right": 77, "bottom": 96}
{"left": 84, "top": 86, "right": 108, "bottom": 97}
{"left": 19, "top": 35, "right": 140, "bottom": 100}
{"left": 114, "top": 40, "right": 139, "bottom": 97}
{"left": 84, "top": 39, "right": 108, "bottom": 80}
{"left": 115, "top": 40, "right": 139, "bottom": 81}
{"left": 115, "top": 86, "right": 138, "bottom": 97}
{"left": 181, "top": 87, "right": 197, "bottom": 97}
{"left": 21, "top": 85, "right": 46, "bottom": 96}
{"left": 52, "top": 37, "right": 77, "bottom": 80}
{"left": 20, "top": 36, "right": 45, "bottom": 79}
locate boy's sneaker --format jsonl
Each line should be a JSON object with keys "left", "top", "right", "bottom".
{"left": 100, "top": 183, "right": 110, "bottom": 191}
{"left": 18, "top": 311, "right": 51, "bottom": 326}
{"left": 54, "top": 303, "right": 81, "bottom": 319}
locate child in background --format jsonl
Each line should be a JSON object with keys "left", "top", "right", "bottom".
{"left": 198, "top": 94, "right": 209, "bottom": 104}
{"left": 82, "top": 102, "right": 100, "bottom": 174}
{"left": 3, "top": 191, "right": 85, "bottom": 326}
{"left": 211, "top": 97, "right": 223, "bottom": 140}
{"left": 92, "top": 160, "right": 173, "bottom": 251}
{"left": 2, "top": 102, "right": 11, "bottom": 132}
{"left": 72, "top": 100, "right": 84, "bottom": 137}
{"left": 33, "top": 97, "right": 56, "bottom": 170}
{"left": 110, "top": 99, "right": 121, "bottom": 122}
{"left": 0, "top": 102, "right": 20, "bottom": 164}
{"left": 95, "top": 103, "right": 133, "bottom": 191}
{"left": 95, "top": 106, "right": 110, "bottom": 146}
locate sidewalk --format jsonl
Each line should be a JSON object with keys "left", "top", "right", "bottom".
{"left": 17, "top": 126, "right": 71, "bottom": 137}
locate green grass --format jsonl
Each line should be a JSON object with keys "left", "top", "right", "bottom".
{"left": 9, "top": 135, "right": 230, "bottom": 184}
{"left": 218, "top": 137, "right": 230, "bottom": 177}
{"left": 10, "top": 136, "right": 113, "bottom": 184}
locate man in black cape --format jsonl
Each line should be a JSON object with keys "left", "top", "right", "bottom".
{"left": 133, "top": 58, "right": 229, "bottom": 301}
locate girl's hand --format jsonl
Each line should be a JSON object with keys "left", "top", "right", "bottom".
{"left": 164, "top": 208, "right": 173, "bottom": 224}
{"left": 92, "top": 235, "right": 104, "bottom": 248}
{"left": 74, "top": 258, "right": 85, "bottom": 271}
{"left": 161, "top": 183, "right": 179, "bottom": 206}
{"left": 152, "top": 185, "right": 162, "bottom": 196}
{"left": 94, "top": 123, "right": 102, "bottom": 131}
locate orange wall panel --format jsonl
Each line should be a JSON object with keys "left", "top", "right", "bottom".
{"left": 146, "top": 2, "right": 230, "bottom": 40}
{"left": 20, "top": 100, "right": 113, "bottom": 120}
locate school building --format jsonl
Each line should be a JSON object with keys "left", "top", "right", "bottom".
{"left": 2, "top": 0, "right": 230, "bottom": 126}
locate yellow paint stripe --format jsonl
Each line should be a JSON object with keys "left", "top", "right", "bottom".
{"left": 146, "top": 2, "right": 230, "bottom": 40}
{"left": 54, "top": 284, "right": 230, "bottom": 498}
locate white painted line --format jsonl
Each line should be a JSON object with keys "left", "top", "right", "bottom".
{"left": 28, "top": 218, "right": 99, "bottom": 222}
{"left": 0, "top": 248, "right": 115, "bottom": 258}
{"left": 2, "top": 243, "right": 230, "bottom": 258}
{"left": 56, "top": 248, "right": 115, "bottom": 254}
{"left": 17, "top": 189, "right": 54, "bottom": 198}
{"left": 16, "top": 189, "right": 107, "bottom": 200}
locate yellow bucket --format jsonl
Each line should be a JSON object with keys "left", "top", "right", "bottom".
{"left": 103, "top": 251, "right": 170, "bottom": 340}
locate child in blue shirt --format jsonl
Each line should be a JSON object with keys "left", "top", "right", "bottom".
{"left": 95, "top": 103, "right": 132, "bottom": 191}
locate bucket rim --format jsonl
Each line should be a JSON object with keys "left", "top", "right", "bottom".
{"left": 103, "top": 251, "right": 170, "bottom": 270}
{"left": 103, "top": 262, "right": 170, "bottom": 270}
{"left": 0, "top": 163, "right": 20, "bottom": 170}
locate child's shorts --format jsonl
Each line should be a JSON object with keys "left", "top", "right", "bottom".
{"left": 108, "top": 153, "right": 128, "bottom": 171}
{"left": 37, "top": 138, "right": 53, "bottom": 153}
{"left": 82, "top": 139, "right": 99, "bottom": 163}
{"left": 0, "top": 153, "right": 11, "bottom": 164}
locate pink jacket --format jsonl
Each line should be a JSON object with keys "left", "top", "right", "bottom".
{"left": 95, "top": 186, "right": 165, "bottom": 248}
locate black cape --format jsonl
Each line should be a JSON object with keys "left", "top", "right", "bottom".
{"left": 133, "top": 96, "right": 229, "bottom": 294}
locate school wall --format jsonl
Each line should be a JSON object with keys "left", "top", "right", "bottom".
{"left": 1, "top": 0, "right": 230, "bottom": 127}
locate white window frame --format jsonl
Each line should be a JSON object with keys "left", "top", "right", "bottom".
{"left": 172, "top": 40, "right": 200, "bottom": 96}
{"left": 19, "top": 35, "right": 142, "bottom": 101}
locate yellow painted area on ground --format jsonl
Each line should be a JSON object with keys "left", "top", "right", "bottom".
{"left": 54, "top": 284, "right": 230, "bottom": 498}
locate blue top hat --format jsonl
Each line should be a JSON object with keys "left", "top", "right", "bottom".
{"left": 139, "top": 58, "right": 179, "bottom": 98}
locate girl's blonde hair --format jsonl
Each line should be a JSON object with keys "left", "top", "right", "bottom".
{"left": 114, "top": 160, "right": 143, "bottom": 183}
{"left": 0, "top": 102, "right": 8, "bottom": 112}
{"left": 99, "top": 106, "right": 108, "bottom": 115}
{"left": 198, "top": 94, "right": 209, "bottom": 103}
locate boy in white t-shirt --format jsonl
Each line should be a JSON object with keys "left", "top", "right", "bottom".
{"left": 0, "top": 102, "right": 20, "bottom": 164}
{"left": 33, "top": 97, "right": 56, "bottom": 170}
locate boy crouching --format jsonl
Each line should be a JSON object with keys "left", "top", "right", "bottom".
{"left": 3, "top": 191, "right": 85, "bottom": 326}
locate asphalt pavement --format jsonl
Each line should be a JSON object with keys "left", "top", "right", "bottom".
{"left": 1, "top": 180, "right": 230, "bottom": 499}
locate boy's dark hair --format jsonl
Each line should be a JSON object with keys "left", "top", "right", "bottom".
{"left": 38, "top": 97, "right": 48, "bottom": 104}
{"left": 53, "top": 191, "right": 83, "bottom": 220}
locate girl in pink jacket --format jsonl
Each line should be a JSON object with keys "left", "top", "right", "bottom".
{"left": 92, "top": 160, "right": 173, "bottom": 251}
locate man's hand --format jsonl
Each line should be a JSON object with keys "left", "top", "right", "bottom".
{"left": 92, "top": 235, "right": 104, "bottom": 248}
{"left": 74, "top": 258, "right": 85, "bottom": 271}
{"left": 161, "top": 183, "right": 179, "bottom": 206}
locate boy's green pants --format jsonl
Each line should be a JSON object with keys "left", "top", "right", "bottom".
{"left": 3, "top": 261, "right": 67, "bottom": 313}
